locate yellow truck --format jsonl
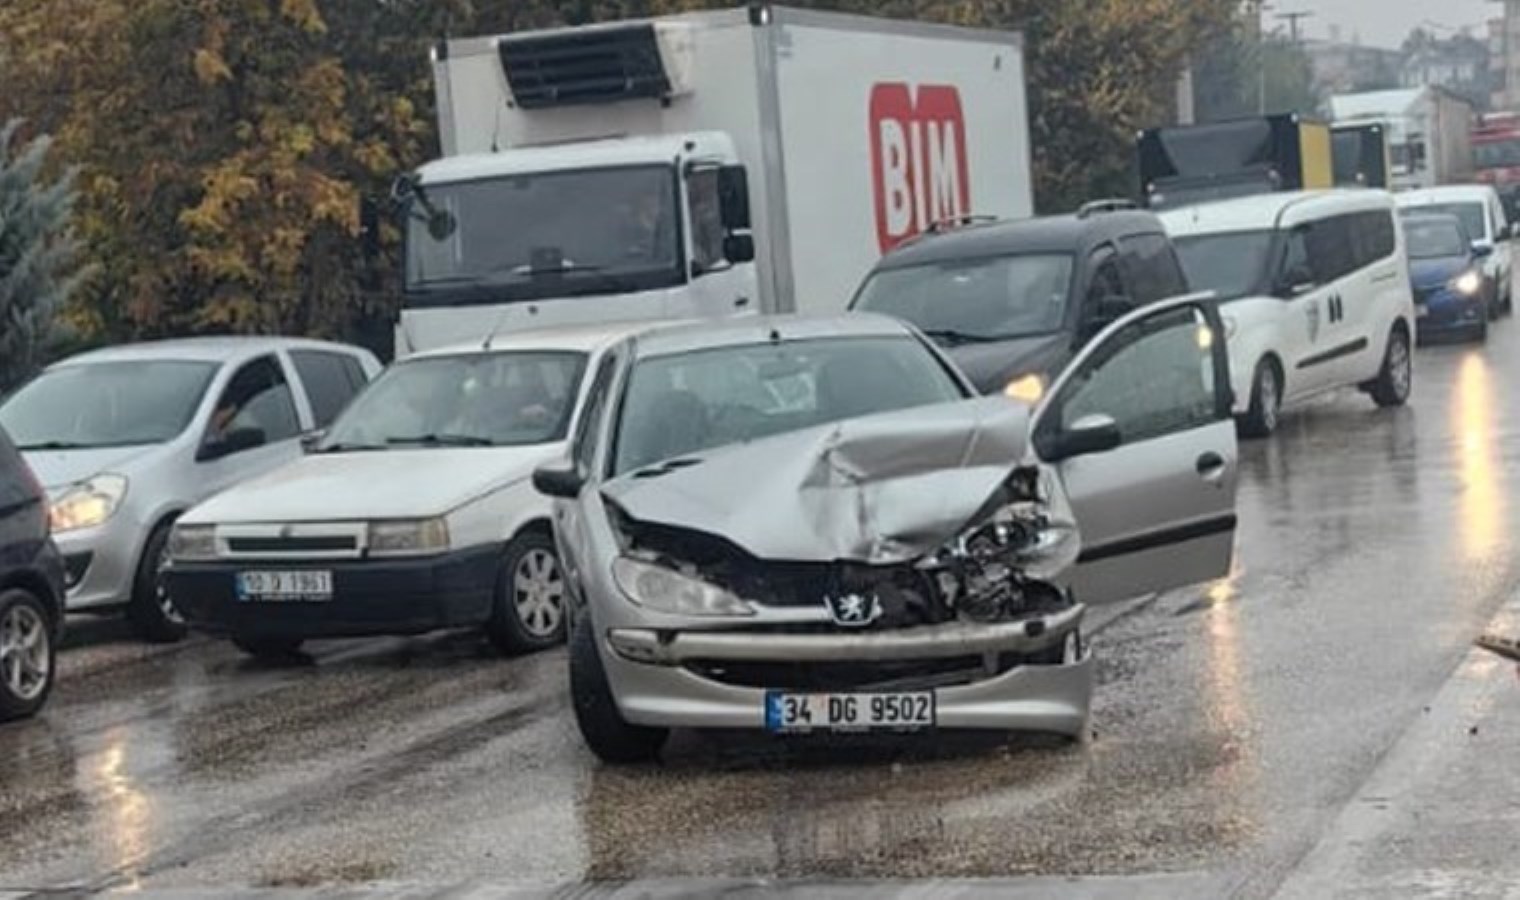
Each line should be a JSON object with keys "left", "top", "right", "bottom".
{"left": 1138, "top": 113, "right": 1332, "bottom": 209}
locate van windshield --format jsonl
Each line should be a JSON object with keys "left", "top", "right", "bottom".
{"left": 851, "top": 254, "right": 1074, "bottom": 343}
{"left": 405, "top": 165, "right": 682, "bottom": 304}
{"left": 1172, "top": 230, "right": 1276, "bottom": 302}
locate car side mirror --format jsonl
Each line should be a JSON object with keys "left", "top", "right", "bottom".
{"left": 1473, "top": 241, "right": 1495, "bottom": 258}
{"left": 1275, "top": 273, "right": 1316, "bottom": 299}
{"left": 1044, "top": 414, "right": 1122, "bottom": 463}
{"left": 199, "top": 427, "right": 266, "bottom": 462}
{"left": 533, "top": 462, "right": 586, "bottom": 499}
{"left": 718, "top": 165, "right": 751, "bottom": 231}
{"left": 300, "top": 429, "right": 327, "bottom": 453}
{"left": 723, "top": 233, "right": 756, "bottom": 265}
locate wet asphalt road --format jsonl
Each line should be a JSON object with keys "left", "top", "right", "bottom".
{"left": 5, "top": 319, "right": 1520, "bottom": 897}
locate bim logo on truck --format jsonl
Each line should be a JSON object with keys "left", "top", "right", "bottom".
{"left": 870, "top": 83, "right": 971, "bottom": 254}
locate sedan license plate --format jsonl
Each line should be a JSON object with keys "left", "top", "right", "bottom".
{"left": 235, "top": 570, "right": 333, "bottom": 602}
{"left": 764, "top": 691, "right": 935, "bottom": 733}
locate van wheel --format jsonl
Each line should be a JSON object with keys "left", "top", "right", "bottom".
{"left": 1238, "top": 359, "right": 1281, "bottom": 438}
{"left": 0, "top": 589, "right": 55, "bottom": 721}
{"left": 570, "top": 615, "right": 667, "bottom": 764}
{"left": 127, "top": 523, "right": 187, "bottom": 644}
{"left": 485, "top": 532, "right": 567, "bottom": 655}
{"left": 1370, "top": 327, "right": 1412, "bottom": 408}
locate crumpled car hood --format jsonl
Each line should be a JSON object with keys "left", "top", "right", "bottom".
{"left": 601, "top": 397, "right": 1032, "bottom": 565}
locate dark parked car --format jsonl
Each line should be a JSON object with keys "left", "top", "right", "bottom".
{"left": 849, "top": 203, "right": 1191, "bottom": 403}
{"left": 0, "top": 426, "right": 65, "bottom": 721}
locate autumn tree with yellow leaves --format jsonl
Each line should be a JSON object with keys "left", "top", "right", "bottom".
{"left": 0, "top": 0, "right": 1237, "bottom": 352}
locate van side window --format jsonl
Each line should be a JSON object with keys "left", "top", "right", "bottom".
{"left": 688, "top": 169, "right": 725, "bottom": 273}
{"left": 1086, "top": 248, "right": 1127, "bottom": 306}
{"left": 1118, "top": 233, "right": 1188, "bottom": 302}
{"left": 1351, "top": 211, "right": 1396, "bottom": 266}
{"left": 1281, "top": 229, "right": 1314, "bottom": 288}
{"left": 1304, "top": 216, "right": 1356, "bottom": 284}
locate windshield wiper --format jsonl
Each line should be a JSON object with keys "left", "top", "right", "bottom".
{"left": 384, "top": 433, "right": 494, "bottom": 448}
{"left": 316, "top": 441, "right": 388, "bottom": 454}
{"left": 631, "top": 457, "right": 705, "bottom": 479}
{"left": 16, "top": 440, "right": 92, "bottom": 451}
{"left": 920, "top": 329, "right": 1003, "bottom": 346}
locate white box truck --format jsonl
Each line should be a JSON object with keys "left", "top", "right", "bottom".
{"left": 1329, "top": 87, "right": 1474, "bottom": 191}
{"left": 394, "top": 5, "right": 1032, "bottom": 354}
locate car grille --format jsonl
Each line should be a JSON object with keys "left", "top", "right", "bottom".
{"left": 224, "top": 536, "right": 358, "bottom": 554}
{"left": 685, "top": 649, "right": 1064, "bottom": 692}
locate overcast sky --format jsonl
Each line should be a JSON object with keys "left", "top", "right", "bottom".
{"left": 1289, "top": 0, "right": 1495, "bottom": 48}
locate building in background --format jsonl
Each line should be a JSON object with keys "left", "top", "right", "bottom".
{"left": 1400, "top": 30, "right": 1490, "bottom": 110}
{"left": 1491, "top": 1, "right": 1520, "bottom": 112}
{"left": 1305, "top": 34, "right": 1402, "bottom": 98}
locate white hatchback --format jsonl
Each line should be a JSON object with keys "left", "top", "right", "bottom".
{"left": 1395, "top": 184, "right": 1516, "bottom": 318}
{"left": 1161, "top": 190, "right": 1416, "bottom": 437}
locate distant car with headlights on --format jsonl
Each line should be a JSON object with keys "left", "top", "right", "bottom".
{"left": 533, "top": 306, "right": 1238, "bottom": 762}
{"left": 0, "top": 339, "right": 380, "bottom": 642}
{"left": 163, "top": 324, "right": 643, "bottom": 659}
{"left": 1395, "top": 184, "right": 1515, "bottom": 319}
{"left": 1400, "top": 213, "right": 1490, "bottom": 343}
{"left": 848, "top": 202, "right": 1189, "bottom": 404}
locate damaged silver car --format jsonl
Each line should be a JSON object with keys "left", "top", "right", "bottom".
{"left": 533, "top": 302, "right": 1237, "bottom": 762}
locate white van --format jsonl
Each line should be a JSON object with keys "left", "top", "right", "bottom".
{"left": 1395, "top": 184, "right": 1515, "bottom": 318}
{"left": 1160, "top": 191, "right": 1415, "bottom": 437}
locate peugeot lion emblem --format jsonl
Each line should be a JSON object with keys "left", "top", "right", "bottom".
{"left": 825, "top": 592, "right": 882, "bottom": 628}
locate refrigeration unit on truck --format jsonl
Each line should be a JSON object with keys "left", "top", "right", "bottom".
{"left": 1331, "top": 121, "right": 1391, "bottom": 189}
{"left": 1329, "top": 87, "right": 1474, "bottom": 190}
{"left": 1137, "top": 113, "right": 1332, "bottom": 210}
{"left": 393, "top": 5, "right": 1034, "bottom": 355}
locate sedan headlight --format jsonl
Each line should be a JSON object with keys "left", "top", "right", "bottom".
{"left": 49, "top": 474, "right": 128, "bottom": 533}
{"left": 1003, "top": 373, "right": 1047, "bottom": 404}
{"left": 169, "top": 524, "right": 218, "bottom": 562}
{"left": 1451, "top": 270, "right": 1484, "bottom": 296}
{"left": 367, "top": 518, "right": 450, "bottom": 557}
{"left": 611, "top": 556, "right": 754, "bottom": 617}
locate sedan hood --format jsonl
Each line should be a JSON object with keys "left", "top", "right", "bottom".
{"left": 602, "top": 397, "right": 1030, "bottom": 565}
{"left": 1410, "top": 256, "right": 1472, "bottom": 291}
{"left": 184, "top": 446, "right": 559, "bottom": 524}
{"left": 23, "top": 445, "right": 162, "bottom": 491}
{"left": 943, "top": 334, "right": 1071, "bottom": 394}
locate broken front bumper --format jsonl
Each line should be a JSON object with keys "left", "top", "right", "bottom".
{"left": 599, "top": 606, "right": 1094, "bottom": 736}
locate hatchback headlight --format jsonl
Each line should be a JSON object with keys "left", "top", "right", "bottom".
{"left": 1451, "top": 270, "right": 1484, "bottom": 296}
{"left": 1003, "top": 373, "right": 1047, "bottom": 404}
{"left": 49, "top": 474, "right": 128, "bottom": 533}
{"left": 611, "top": 556, "right": 755, "bottom": 617}
{"left": 367, "top": 518, "right": 450, "bottom": 557}
{"left": 169, "top": 524, "right": 218, "bottom": 562}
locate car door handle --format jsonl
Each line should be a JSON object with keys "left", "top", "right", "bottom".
{"left": 1196, "top": 452, "right": 1227, "bottom": 481}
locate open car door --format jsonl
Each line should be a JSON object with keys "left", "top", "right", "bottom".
{"left": 1031, "top": 294, "right": 1238, "bottom": 605}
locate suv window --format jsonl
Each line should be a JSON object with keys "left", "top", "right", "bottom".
{"left": 208, "top": 355, "right": 301, "bottom": 450}
{"left": 1118, "top": 232, "right": 1188, "bottom": 302}
{"left": 291, "top": 350, "right": 368, "bottom": 427}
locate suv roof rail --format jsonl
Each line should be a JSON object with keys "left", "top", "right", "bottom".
{"left": 1077, "top": 199, "right": 1138, "bottom": 218}
{"left": 925, "top": 213, "right": 1000, "bottom": 234}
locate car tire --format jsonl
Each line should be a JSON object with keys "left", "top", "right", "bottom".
{"left": 569, "top": 615, "right": 667, "bottom": 764}
{"left": 1370, "top": 326, "right": 1413, "bottom": 409}
{"left": 0, "top": 589, "right": 56, "bottom": 722}
{"left": 1238, "top": 359, "right": 1281, "bottom": 439}
{"left": 231, "top": 635, "right": 305, "bottom": 660}
{"left": 126, "top": 522, "right": 188, "bottom": 644}
{"left": 485, "top": 531, "right": 567, "bottom": 655}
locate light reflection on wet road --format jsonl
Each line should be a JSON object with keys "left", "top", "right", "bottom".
{"left": 4, "top": 325, "right": 1520, "bottom": 895}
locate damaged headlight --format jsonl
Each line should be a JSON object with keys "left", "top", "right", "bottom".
{"left": 611, "top": 556, "right": 756, "bottom": 617}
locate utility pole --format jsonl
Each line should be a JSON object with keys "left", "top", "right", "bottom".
{"left": 1277, "top": 11, "right": 1313, "bottom": 44}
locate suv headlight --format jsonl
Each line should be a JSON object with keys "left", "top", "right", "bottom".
{"left": 611, "top": 556, "right": 755, "bottom": 617}
{"left": 49, "top": 474, "right": 128, "bottom": 533}
{"left": 367, "top": 518, "right": 450, "bottom": 557}
{"left": 169, "top": 524, "right": 217, "bottom": 562}
{"left": 1451, "top": 270, "right": 1484, "bottom": 296}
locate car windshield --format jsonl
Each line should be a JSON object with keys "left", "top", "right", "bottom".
{"left": 406, "top": 165, "right": 679, "bottom": 291}
{"left": 1404, "top": 219, "right": 1469, "bottom": 259}
{"left": 0, "top": 360, "right": 216, "bottom": 449}
{"left": 1404, "top": 202, "right": 1486, "bottom": 243}
{"left": 323, "top": 351, "right": 587, "bottom": 450}
{"left": 1172, "top": 230, "right": 1275, "bottom": 301}
{"left": 852, "top": 254, "right": 1073, "bottom": 341}
{"left": 611, "top": 336, "right": 964, "bottom": 475}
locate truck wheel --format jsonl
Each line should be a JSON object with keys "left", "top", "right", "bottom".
{"left": 570, "top": 615, "right": 667, "bottom": 764}
{"left": 0, "top": 589, "right": 55, "bottom": 722}
{"left": 1370, "top": 326, "right": 1412, "bottom": 408}
{"left": 1237, "top": 359, "right": 1281, "bottom": 439}
{"left": 485, "top": 532, "right": 567, "bottom": 655}
{"left": 127, "top": 523, "right": 187, "bottom": 644}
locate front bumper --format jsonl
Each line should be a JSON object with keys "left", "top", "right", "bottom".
{"left": 51, "top": 517, "right": 143, "bottom": 611}
{"left": 166, "top": 543, "right": 502, "bottom": 639}
{"left": 598, "top": 606, "right": 1093, "bottom": 736}
{"left": 1416, "top": 290, "right": 1486, "bottom": 336}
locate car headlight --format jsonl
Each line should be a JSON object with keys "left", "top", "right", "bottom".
{"left": 611, "top": 556, "right": 755, "bottom": 617}
{"left": 1003, "top": 373, "right": 1047, "bottom": 404}
{"left": 367, "top": 518, "right": 450, "bottom": 557}
{"left": 169, "top": 523, "right": 218, "bottom": 562}
{"left": 1451, "top": 270, "right": 1484, "bottom": 296}
{"left": 49, "top": 474, "right": 128, "bottom": 533}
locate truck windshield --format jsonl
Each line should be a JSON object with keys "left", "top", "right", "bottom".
{"left": 1172, "top": 231, "right": 1275, "bottom": 302}
{"left": 851, "top": 254, "right": 1074, "bottom": 342}
{"left": 405, "top": 165, "right": 681, "bottom": 302}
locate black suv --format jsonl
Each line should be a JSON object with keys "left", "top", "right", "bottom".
{"left": 0, "top": 426, "right": 64, "bottom": 722}
{"left": 849, "top": 204, "right": 1190, "bottom": 400}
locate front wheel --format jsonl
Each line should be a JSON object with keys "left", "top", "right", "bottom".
{"left": 1237, "top": 359, "right": 1281, "bottom": 439}
{"left": 0, "top": 589, "right": 55, "bottom": 722}
{"left": 485, "top": 532, "right": 567, "bottom": 655}
{"left": 570, "top": 616, "right": 667, "bottom": 764}
{"left": 127, "top": 523, "right": 187, "bottom": 644}
{"left": 1370, "top": 327, "right": 1412, "bottom": 408}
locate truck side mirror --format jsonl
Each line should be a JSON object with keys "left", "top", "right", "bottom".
{"left": 723, "top": 233, "right": 756, "bottom": 264}
{"left": 719, "top": 165, "right": 751, "bottom": 231}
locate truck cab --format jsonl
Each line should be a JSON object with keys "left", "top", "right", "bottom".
{"left": 397, "top": 133, "right": 755, "bottom": 355}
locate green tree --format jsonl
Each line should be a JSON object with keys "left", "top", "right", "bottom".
{"left": 0, "top": 120, "right": 81, "bottom": 390}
